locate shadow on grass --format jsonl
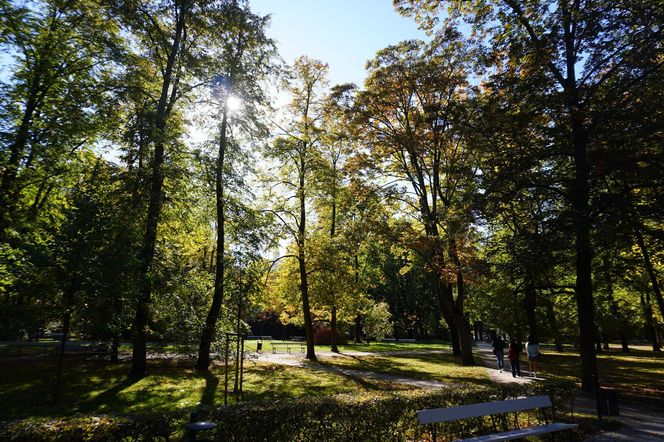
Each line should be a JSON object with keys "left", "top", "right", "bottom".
{"left": 78, "top": 376, "right": 141, "bottom": 413}
{"left": 316, "top": 351, "right": 490, "bottom": 387}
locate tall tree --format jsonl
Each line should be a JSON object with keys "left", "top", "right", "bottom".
{"left": 0, "top": 0, "right": 122, "bottom": 236}
{"left": 118, "top": 0, "right": 227, "bottom": 378}
{"left": 264, "top": 56, "right": 330, "bottom": 361}
{"left": 195, "top": 0, "right": 277, "bottom": 371}
{"left": 396, "top": 0, "right": 664, "bottom": 390}
{"left": 353, "top": 34, "right": 477, "bottom": 364}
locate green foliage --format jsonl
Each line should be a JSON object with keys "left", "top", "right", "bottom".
{"left": 363, "top": 301, "right": 394, "bottom": 341}
{"left": 202, "top": 380, "right": 575, "bottom": 442}
{"left": 0, "top": 380, "right": 576, "bottom": 441}
{"left": 0, "top": 411, "right": 184, "bottom": 441}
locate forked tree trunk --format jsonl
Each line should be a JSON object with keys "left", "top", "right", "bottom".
{"left": 130, "top": 4, "right": 186, "bottom": 380}
{"left": 197, "top": 100, "right": 230, "bottom": 371}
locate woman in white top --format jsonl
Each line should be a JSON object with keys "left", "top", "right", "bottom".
{"left": 526, "top": 335, "right": 540, "bottom": 377}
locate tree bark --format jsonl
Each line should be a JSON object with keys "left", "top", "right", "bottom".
{"left": 298, "top": 147, "right": 316, "bottom": 361}
{"left": 524, "top": 282, "right": 538, "bottom": 342}
{"left": 448, "top": 238, "right": 474, "bottom": 364}
{"left": 635, "top": 228, "right": 664, "bottom": 321}
{"left": 641, "top": 292, "right": 662, "bottom": 352}
{"left": 330, "top": 305, "right": 339, "bottom": 353}
{"left": 197, "top": 99, "right": 230, "bottom": 371}
{"left": 130, "top": 4, "right": 186, "bottom": 379}
{"left": 571, "top": 109, "right": 599, "bottom": 391}
{"left": 110, "top": 334, "right": 119, "bottom": 363}
{"left": 545, "top": 300, "right": 563, "bottom": 352}
{"left": 435, "top": 277, "right": 460, "bottom": 355}
{"left": 354, "top": 314, "right": 362, "bottom": 344}
{"left": 53, "top": 271, "right": 79, "bottom": 402}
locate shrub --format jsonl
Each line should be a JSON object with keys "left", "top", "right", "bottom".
{"left": 0, "top": 411, "right": 184, "bottom": 441}
{"left": 0, "top": 380, "right": 576, "bottom": 441}
{"left": 202, "top": 380, "right": 577, "bottom": 442}
{"left": 363, "top": 302, "right": 393, "bottom": 342}
{"left": 314, "top": 327, "right": 348, "bottom": 345}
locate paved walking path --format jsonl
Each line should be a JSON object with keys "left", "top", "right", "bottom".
{"left": 475, "top": 342, "right": 664, "bottom": 440}
{"left": 575, "top": 392, "right": 664, "bottom": 441}
{"left": 474, "top": 342, "right": 533, "bottom": 384}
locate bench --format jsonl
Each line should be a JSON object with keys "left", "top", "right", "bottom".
{"left": 417, "top": 395, "right": 577, "bottom": 441}
{"left": 270, "top": 341, "right": 305, "bottom": 354}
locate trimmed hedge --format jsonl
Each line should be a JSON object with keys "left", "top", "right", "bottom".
{"left": 202, "top": 380, "right": 576, "bottom": 442}
{"left": 0, "top": 411, "right": 184, "bottom": 441}
{"left": 0, "top": 380, "right": 576, "bottom": 441}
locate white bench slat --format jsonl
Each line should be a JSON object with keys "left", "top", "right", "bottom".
{"left": 417, "top": 396, "right": 552, "bottom": 424}
{"left": 461, "top": 423, "right": 579, "bottom": 441}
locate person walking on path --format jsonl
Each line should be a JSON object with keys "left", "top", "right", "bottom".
{"left": 492, "top": 335, "right": 506, "bottom": 372}
{"left": 526, "top": 335, "right": 540, "bottom": 377}
{"left": 508, "top": 338, "right": 522, "bottom": 377}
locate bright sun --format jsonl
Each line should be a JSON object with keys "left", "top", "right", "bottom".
{"left": 226, "top": 95, "right": 242, "bottom": 112}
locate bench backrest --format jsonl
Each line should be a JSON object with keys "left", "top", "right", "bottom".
{"left": 417, "top": 395, "right": 552, "bottom": 425}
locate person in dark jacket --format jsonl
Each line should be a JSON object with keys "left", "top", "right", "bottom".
{"left": 507, "top": 338, "right": 522, "bottom": 377}
{"left": 492, "top": 335, "right": 506, "bottom": 372}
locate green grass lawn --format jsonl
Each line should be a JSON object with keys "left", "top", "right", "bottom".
{"left": 9, "top": 340, "right": 659, "bottom": 424}
{"left": 316, "top": 351, "right": 490, "bottom": 386}
{"left": 336, "top": 340, "right": 452, "bottom": 353}
{"left": 0, "top": 356, "right": 391, "bottom": 421}
{"left": 536, "top": 347, "right": 664, "bottom": 398}
{"left": 242, "top": 339, "right": 452, "bottom": 353}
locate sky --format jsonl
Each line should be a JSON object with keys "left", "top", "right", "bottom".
{"left": 250, "top": 0, "right": 430, "bottom": 87}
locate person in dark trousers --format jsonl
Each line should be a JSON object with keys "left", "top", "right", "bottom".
{"left": 492, "top": 335, "right": 506, "bottom": 372}
{"left": 508, "top": 338, "right": 522, "bottom": 377}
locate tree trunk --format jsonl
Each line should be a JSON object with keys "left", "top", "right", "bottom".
{"left": 524, "top": 282, "right": 538, "bottom": 342}
{"left": 448, "top": 238, "right": 474, "bottom": 364}
{"left": 53, "top": 273, "right": 78, "bottom": 402}
{"left": 605, "top": 260, "right": 630, "bottom": 352}
{"left": 0, "top": 68, "right": 42, "bottom": 234}
{"left": 197, "top": 101, "right": 229, "bottom": 371}
{"left": 110, "top": 334, "right": 119, "bottom": 363}
{"left": 456, "top": 314, "right": 474, "bottom": 365}
{"left": 330, "top": 305, "right": 339, "bottom": 353}
{"left": 437, "top": 278, "right": 472, "bottom": 363}
{"left": 130, "top": 5, "right": 186, "bottom": 380}
{"left": 354, "top": 314, "right": 362, "bottom": 344}
{"left": 298, "top": 149, "right": 316, "bottom": 361}
{"left": 329, "top": 161, "right": 339, "bottom": 354}
{"left": 545, "top": 300, "right": 563, "bottom": 352}
{"left": 570, "top": 100, "right": 598, "bottom": 392}
{"left": 635, "top": 229, "right": 664, "bottom": 320}
{"left": 619, "top": 331, "right": 630, "bottom": 353}
{"left": 641, "top": 292, "right": 662, "bottom": 352}
{"left": 553, "top": 5, "right": 598, "bottom": 391}
{"left": 52, "top": 306, "right": 71, "bottom": 403}
{"left": 435, "top": 278, "right": 460, "bottom": 355}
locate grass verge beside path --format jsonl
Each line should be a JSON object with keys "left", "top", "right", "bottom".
{"left": 317, "top": 351, "right": 490, "bottom": 386}
{"left": 241, "top": 339, "right": 452, "bottom": 353}
{"left": 536, "top": 347, "right": 664, "bottom": 398}
{"left": 335, "top": 340, "right": 452, "bottom": 353}
{"left": 0, "top": 357, "right": 386, "bottom": 421}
